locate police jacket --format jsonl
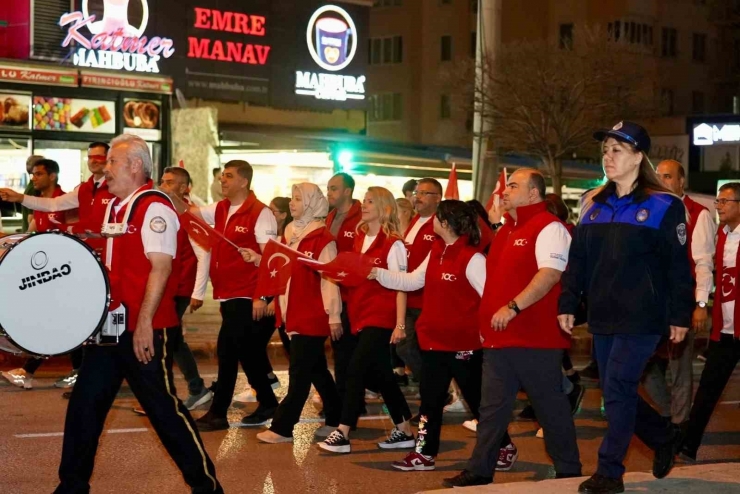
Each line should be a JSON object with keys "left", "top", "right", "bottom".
{"left": 558, "top": 184, "right": 693, "bottom": 335}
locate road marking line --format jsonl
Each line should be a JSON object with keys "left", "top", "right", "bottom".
{"left": 15, "top": 427, "right": 148, "bottom": 439}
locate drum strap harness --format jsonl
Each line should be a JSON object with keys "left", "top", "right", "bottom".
{"left": 101, "top": 187, "right": 174, "bottom": 238}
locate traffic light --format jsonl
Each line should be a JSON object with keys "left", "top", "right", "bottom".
{"left": 337, "top": 150, "right": 354, "bottom": 171}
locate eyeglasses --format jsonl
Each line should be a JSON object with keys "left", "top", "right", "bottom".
{"left": 714, "top": 199, "right": 740, "bottom": 206}
{"left": 412, "top": 191, "right": 440, "bottom": 197}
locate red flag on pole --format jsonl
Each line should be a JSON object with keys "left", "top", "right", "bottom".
{"left": 444, "top": 164, "right": 460, "bottom": 200}
{"left": 298, "top": 252, "right": 375, "bottom": 287}
{"left": 178, "top": 160, "right": 185, "bottom": 168}
{"left": 255, "top": 239, "right": 310, "bottom": 297}
{"left": 485, "top": 168, "right": 508, "bottom": 211}
{"left": 179, "top": 210, "right": 222, "bottom": 250}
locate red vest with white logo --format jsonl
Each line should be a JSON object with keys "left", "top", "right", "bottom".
{"left": 72, "top": 177, "right": 115, "bottom": 255}
{"left": 712, "top": 228, "right": 740, "bottom": 340}
{"left": 480, "top": 202, "right": 571, "bottom": 349}
{"left": 404, "top": 215, "right": 437, "bottom": 309}
{"left": 683, "top": 195, "right": 708, "bottom": 281}
{"left": 285, "top": 228, "right": 335, "bottom": 337}
{"left": 348, "top": 230, "right": 399, "bottom": 334}
{"left": 34, "top": 185, "right": 66, "bottom": 232}
{"left": 108, "top": 189, "right": 180, "bottom": 331}
{"left": 210, "top": 192, "right": 266, "bottom": 299}
{"left": 416, "top": 237, "right": 481, "bottom": 351}
{"left": 326, "top": 199, "right": 363, "bottom": 302}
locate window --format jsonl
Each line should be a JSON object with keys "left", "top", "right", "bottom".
{"left": 693, "top": 33, "right": 707, "bottom": 62}
{"left": 368, "top": 36, "right": 403, "bottom": 65}
{"left": 441, "top": 35, "right": 452, "bottom": 61}
{"left": 440, "top": 95, "right": 452, "bottom": 119}
{"left": 470, "top": 31, "right": 477, "bottom": 58}
{"left": 692, "top": 91, "right": 706, "bottom": 114}
{"left": 661, "top": 88, "right": 675, "bottom": 116}
{"left": 368, "top": 93, "right": 403, "bottom": 121}
{"left": 559, "top": 23, "right": 574, "bottom": 49}
{"left": 609, "top": 20, "right": 653, "bottom": 47}
{"left": 661, "top": 27, "right": 677, "bottom": 57}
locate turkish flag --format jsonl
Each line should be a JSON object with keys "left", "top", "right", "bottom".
{"left": 255, "top": 239, "right": 310, "bottom": 297}
{"left": 179, "top": 210, "right": 221, "bottom": 250}
{"left": 299, "top": 251, "right": 374, "bottom": 287}
{"left": 444, "top": 165, "right": 459, "bottom": 200}
{"left": 722, "top": 266, "right": 738, "bottom": 303}
{"left": 485, "top": 168, "right": 508, "bottom": 211}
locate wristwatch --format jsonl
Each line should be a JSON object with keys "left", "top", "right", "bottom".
{"left": 492, "top": 222, "right": 504, "bottom": 231}
{"left": 696, "top": 301, "right": 707, "bottom": 309}
{"left": 507, "top": 300, "right": 521, "bottom": 314}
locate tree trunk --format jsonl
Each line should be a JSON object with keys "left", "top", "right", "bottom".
{"left": 549, "top": 157, "right": 563, "bottom": 196}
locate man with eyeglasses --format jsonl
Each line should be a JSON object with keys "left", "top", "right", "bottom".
{"left": 679, "top": 182, "right": 740, "bottom": 462}
{"left": 398, "top": 178, "right": 442, "bottom": 396}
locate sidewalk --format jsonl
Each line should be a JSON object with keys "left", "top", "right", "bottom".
{"left": 421, "top": 463, "right": 740, "bottom": 493}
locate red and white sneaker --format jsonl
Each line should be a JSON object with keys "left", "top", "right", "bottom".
{"left": 495, "top": 442, "right": 518, "bottom": 471}
{"left": 391, "top": 452, "right": 436, "bottom": 471}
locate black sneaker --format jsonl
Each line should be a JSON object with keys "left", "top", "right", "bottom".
{"left": 566, "top": 371, "right": 581, "bottom": 385}
{"left": 442, "top": 470, "right": 492, "bottom": 488}
{"left": 578, "top": 473, "right": 623, "bottom": 493}
{"left": 377, "top": 427, "right": 415, "bottom": 449}
{"left": 196, "top": 412, "right": 229, "bottom": 432}
{"left": 395, "top": 373, "right": 409, "bottom": 386}
{"left": 517, "top": 405, "right": 537, "bottom": 421}
{"left": 653, "top": 425, "right": 681, "bottom": 479}
{"left": 677, "top": 445, "right": 697, "bottom": 464}
{"left": 580, "top": 361, "right": 599, "bottom": 380}
{"left": 319, "top": 430, "right": 351, "bottom": 454}
{"left": 568, "top": 383, "right": 586, "bottom": 415}
{"left": 267, "top": 374, "right": 281, "bottom": 390}
{"left": 240, "top": 405, "right": 277, "bottom": 427}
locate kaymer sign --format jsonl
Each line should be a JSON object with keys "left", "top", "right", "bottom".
{"left": 59, "top": 0, "right": 174, "bottom": 74}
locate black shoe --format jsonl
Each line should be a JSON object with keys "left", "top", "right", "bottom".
{"left": 580, "top": 361, "right": 599, "bottom": 380}
{"left": 241, "top": 405, "right": 277, "bottom": 427}
{"left": 196, "top": 412, "right": 229, "bottom": 432}
{"left": 395, "top": 373, "right": 409, "bottom": 386}
{"left": 568, "top": 383, "right": 586, "bottom": 415}
{"left": 556, "top": 472, "right": 582, "bottom": 479}
{"left": 208, "top": 380, "right": 218, "bottom": 394}
{"left": 62, "top": 391, "right": 72, "bottom": 400}
{"left": 319, "top": 429, "right": 351, "bottom": 454}
{"left": 442, "top": 470, "right": 492, "bottom": 488}
{"left": 677, "top": 445, "right": 697, "bottom": 464}
{"left": 653, "top": 425, "right": 681, "bottom": 479}
{"left": 566, "top": 371, "right": 581, "bottom": 385}
{"left": 517, "top": 405, "right": 537, "bottom": 421}
{"left": 578, "top": 474, "right": 624, "bottom": 493}
{"left": 410, "top": 413, "right": 421, "bottom": 427}
{"left": 267, "top": 374, "right": 281, "bottom": 390}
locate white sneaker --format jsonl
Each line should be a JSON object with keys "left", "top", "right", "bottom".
{"left": 443, "top": 398, "right": 468, "bottom": 413}
{"left": 536, "top": 427, "right": 544, "bottom": 438}
{"left": 54, "top": 369, "right": 79, "bottom": 389}
{"left": 2, "top": 368, "right": 33, "bottom": 389}
{"left": 365, "top": 389, "right": 380, "bottom": 400}
{"left": 462, "top": 419, "right": 477, "bottom": 432}
{"left": 233, "top": 387, "right": 257, "bottom": 403}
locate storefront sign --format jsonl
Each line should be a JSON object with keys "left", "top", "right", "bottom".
{"left": 0, "top": 65, "right": 78, "bottom": 86}
{"left": 295, "top": 5, "right": 365, "bottom": 101}
{"left": 123, "top": 98, "right": 162, "bottom": 141}
{"left": 59, "top": 0, "right": 175, "bottom": 74}
{"left": 0, "top": 93, "right": 31, "bottom": 130}
{"left": 694, "top": 122, "right": 740, "bottom": 146}
{"left": 81, "top": 73, "right": 172, "bottom": 94}
{"left": 33, "top": 97, "right": 116, "bottom": 133}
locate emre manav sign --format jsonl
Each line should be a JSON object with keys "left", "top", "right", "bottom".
{"left": 59, "top": 0, "right": 174, "bottom": 74}
{"left": 694, "top": 123, "right": 740, "bottom": 146}
{"left": 295, "top": 5, "right": 365, "bottom": 102}
{"left": 187, "top": 7, "right": 271, "bottom": 65}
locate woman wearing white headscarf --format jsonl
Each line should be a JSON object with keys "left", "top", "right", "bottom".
{"left": 252, "top": 182, "right": 343, "bottom": 443}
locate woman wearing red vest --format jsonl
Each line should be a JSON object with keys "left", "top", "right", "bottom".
{"left": 320, "top": 186, "right": 414, "bottom": 454}
{"left": 370, "top": 200, "right": 518, "bottom": 472}
{"left": 253, "top": 183, "right": 343, "bottom": 443}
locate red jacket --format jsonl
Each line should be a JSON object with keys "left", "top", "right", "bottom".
{"left": 480, "top": 202, "right": 571, "bottom": 349}
{"left": 107, "top": 186, "right": 180, "bottom": 331}
{"left": 404, "top": 215, "right": 437, "bottom": 309}
{"left": 326, "top": 199, "right": 363, "bottom": 302}
{"left": 70, "top": 177, "right": 115, "bottom": 255}
{"left": 416, "top": 237, "right": 481, "bottom": 351}
{"left": 683, "top": 195, "right": 708, "bottom": 282}
{"left": 210, "top": 192, "right": 266, "bottom": 300}
{"left": 285, "top": 228, "right": 336, "bottom": 336}
{"left": 348, "top": 230, "right": 399, "bottom": 333}
{"left": 712, "top": 228, "right": 740, "bottom": 341}
{"left": 34, "top": 185, "right": 65, "bottom": 232}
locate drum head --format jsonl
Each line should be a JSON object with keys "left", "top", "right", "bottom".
{"left": 0, "top": 232, "right": 109, "bottom": 356}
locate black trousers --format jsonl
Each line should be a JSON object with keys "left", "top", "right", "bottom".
{"left": 683, "top": 335, "right": 740, "bottom": 456}
{"left": 331, "top": 302, "right": 356, "bottom": 405}
{"left": 418, "top": 350, "right": 511, "bottom": 457}
{"left": 209, "top": 299, "right": 278, "bottom": 417}
{"left": 55, "top": 328, "right": 221, "bottom": 494}
{"left": 270, "top": 334, "right": 341, "bottom": 437}
{"left": 467, "top": 348, "right": 581, "bottom": 478}
{"left": 24, "top": 347, "right": 84, "bottom": 375}
{"left": 341, "top": 327, "right": 411, "bottom": 427}
{"left": 173, "top": 296, "right": 205, "bottom": 395}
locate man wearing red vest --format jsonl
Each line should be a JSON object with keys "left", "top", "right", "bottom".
{"left": 192, "top": 160, "right": 280, "bottom": 432}
{"left": 56, "top": 134, "right": 222, "bottom": 494}
{"left": 645, "top": 160, "right": 716, "bottom": 429}
{"left": 445, "top": 169, "right": 581, "bottom": 487}
{"left": 679, "top": 182, "right": 739, "bottom": 462}
{"left": 398, "top": 178, "right": 441, "bottom": 387}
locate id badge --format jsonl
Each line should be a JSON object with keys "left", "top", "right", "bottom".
{"left": 455, "top": 350, "right": 474, "bottom": 361}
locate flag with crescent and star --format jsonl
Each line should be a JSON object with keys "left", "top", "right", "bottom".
{"left": 255, "top": 239, "right": 311, "bottom": 297}
{"left": 485, "top": 168, "right": 508, "bottom": 211}
{"left": 298, "top": 252, "right": 375, "bottom": 287}
{"left": 444, "top": 164, "right": 459, "bottom": 200}
{"left": 179, "top": 210, "right": 222, "bottom": 250}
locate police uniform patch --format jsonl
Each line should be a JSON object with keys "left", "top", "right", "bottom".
{"left": 677, "top": 223, "right": 687, "bottom": 246}
{"left": 589, "top": 208, "right": 600, "bottom": 221}
{"left": 636, "top": 208, "right": 649, "bottom": 223}
{"left": 149, "top": 216, "right": 167, "bottom": 233}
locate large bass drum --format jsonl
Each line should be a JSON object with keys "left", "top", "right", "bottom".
{"left": 0, "top": 232, "right": 110, "bottom": 357}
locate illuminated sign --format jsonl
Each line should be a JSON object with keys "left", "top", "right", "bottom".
{"left": 694, "top": 123, "right": 740, "bottom": 146}
{"left": 59, "top": 0, "right": 175, "bottom": 74}
{"left": 187, "top": 7, "right": 271, "bottom": 65}
{"left": 295, "top": 5, "right": 365, "bottom": 101}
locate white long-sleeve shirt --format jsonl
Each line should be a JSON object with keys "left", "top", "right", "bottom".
{"left": 189, "top": 237, "right": 210, "bottom": 301}
{"left": 376, "top": 250, "right": 487, "bottom": 297}
{"left": 691, "top": 208, "right": 717, "bottom": 304}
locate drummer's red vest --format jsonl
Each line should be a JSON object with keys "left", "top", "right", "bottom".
{"left": 108, "top": 187, "right": 180, "bottom": 331}
{"left": 73, "top": 177, "right": 115, "bottom": 255}
{"left": 404, "top": 215, "right": 437, "bottom": 309}
{"left": 326, "top": 200, "right": 362, "bottom": 302}
{"left": 34, "top": 185, "right": 66, "bottom": 232}
{"left": 480, "top": 202, "right": 571, "bottom": 350}
{"left": 348, "top": 230, "right": 399, "bottom": 334}
{"left": 683, "top": 195, "right": 708, "bottom": 281}
{"left": 210, "top": 192, "right": 266, "bottom": 299}
{"left": 285, "top": 228, "right": 335, "bottom": 337}
{"left": 416, "top": 238, "right": 481, "bottom": 352}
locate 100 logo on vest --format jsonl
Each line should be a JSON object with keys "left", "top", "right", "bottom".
{"left": 441, "top": 273, "right": 457, "bottom": 281}
{"left": 235, "top": 226, "right": 249, "bottom": 233}
{"left": 343, "top": 231, "right": 354, "bottom": 238}
{"left": 18, "top": 264, "right": 72, "bottom": 291}
{"left": 513, "top": 239, "right": 527, "bottom": 246}
{"left": 423, "top": 234, "right": 435, "bottom": 241}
